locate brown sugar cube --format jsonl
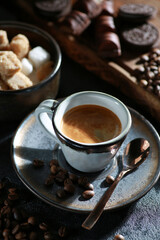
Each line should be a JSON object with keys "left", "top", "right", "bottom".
{"left": 0, "top": 51, "right": 22, "bottom": 80}
{"left": 0, "top": 78, "right": 9, "bottom": 90}
{"left": 10, "top": 34, "right": 30, "bottom": 59}
{"left": 36, "top": 60, "right": 54, "bottom": 81}
{"left": 0, "top": 30, "right": 9, "bottom": 50}
{"left": 6, "top": 71, "right": 33, "bottom": 90}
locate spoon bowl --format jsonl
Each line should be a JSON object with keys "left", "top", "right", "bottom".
{"left": 82, "top": 138, "right": 150, "bottom": 230}
{"left": 123, "top": 138, "right": 150, "bottom": 170}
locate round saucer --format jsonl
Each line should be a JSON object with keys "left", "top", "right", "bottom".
{"left": 11, "top": 107, "right": 160, "bottom": 213}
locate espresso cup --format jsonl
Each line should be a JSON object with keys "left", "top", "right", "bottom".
{"left": 35, "top": 91, "right": 132, "bottom": 172}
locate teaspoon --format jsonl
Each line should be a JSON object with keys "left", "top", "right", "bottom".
{"left": 82, "top": 138, "right": 150, "bottom": 230}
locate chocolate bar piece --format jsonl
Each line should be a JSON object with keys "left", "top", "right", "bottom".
{"left": 95, "top": 15, "right": 116, "bottom": 33}
{"left": 60, "top": 10, "right": 91, "bottom": 35}
{"left": 102, "top": 0, "right": 114, "bottom": 16}
{"left": 96, "top": 32, "right": 121, "bottom": 58}
{"left": 74, "top": 0, "right": 104, "bottom": 19}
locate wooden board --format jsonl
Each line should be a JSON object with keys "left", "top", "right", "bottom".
{"left": 13, "top": 0, "right": 160, "bottom": 122}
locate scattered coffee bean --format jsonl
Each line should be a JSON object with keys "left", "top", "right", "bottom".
{"left": 29, "top": 231, "right": 39, "bottom": 240}
{"left": 84, "top": 182, "right": 94, "bottom": 190}
{"left": 106, "top": 175, "right": 115, "bottom": 184}
{"left": 113, "top": 234, "right": 125, "bottom": 240}
{"left": 64, "top": 182, "right": 75, "bottom": 194}
{"left": 82, "top": 190, "right": 95, "bottom": 199}
{"left": 45, "top": 174, "right": 55, "bottom": 186}
{"left": 58, "top": 225, "right": 68, "bottom": 238}
{"left": 49, "top": 159, "right": 59, "bottom": 167}
{"left": 68, "top": 173, "right": 78, "bottom": 183}
{"left": 44, "top": 231, "right": 54, "bottom": 240}
{"left": 33, "top": 159, "right": 44, "bottom": 168}
{"left": 78, "top": 176, "right": 89, "bottom": 187}
{"left": 56, "top": 188, "right": 66, "bottom": 199}
{"left": 50, "top": 165, "right": 58, "bottom": 175}
{"left": 28, "top": 216, "right": 38, "bottom": 226}
{"left": 39, "top": 222, "right": 48, "bottom": 231}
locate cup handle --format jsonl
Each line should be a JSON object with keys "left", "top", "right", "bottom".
{"left": 35, "top": 99, "right": 59, "bottom": 143}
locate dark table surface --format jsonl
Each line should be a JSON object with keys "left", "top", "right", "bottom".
{"left": 0, "top": 3, "right": 160, "bottom": 240}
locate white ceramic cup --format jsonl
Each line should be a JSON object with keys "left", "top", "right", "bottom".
{"left": 35, "top": 91, "right": 132, "bottom": 172}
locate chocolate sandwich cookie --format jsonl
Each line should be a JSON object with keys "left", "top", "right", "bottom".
{"left": 34, "top": 0, "right": 72, "bottom": 19}
{"left": 121, "top": 23, "right": 159, "bottom": 51}
{"left": 74, "top": 0, "right": 104, "bottom": 19}
{"left": 60, "top": 10, "right": 91, "bottom": 36}
{"left": 118, "top": 3, "right": 157, "bottom": 23}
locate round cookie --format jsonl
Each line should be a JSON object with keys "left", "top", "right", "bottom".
{"left": 121, "top": 23, "right": 159, "bottom": 50}
{"left": 34, "top": 0, "right": 72, "bottom": 19}
{"left": 118, "top": 3, "right": 157, "bottom": 23}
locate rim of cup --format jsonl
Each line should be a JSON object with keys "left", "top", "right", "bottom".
{"left": 53, "top": 91, "right": 132, "bottom": 147}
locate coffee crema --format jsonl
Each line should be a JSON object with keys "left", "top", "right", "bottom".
{"left": 60, "top": 104, "right": 122, "bottom": 144}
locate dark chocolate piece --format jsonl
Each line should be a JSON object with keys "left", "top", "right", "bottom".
{"left": 95, "top": 15, "right": 121, "bottom": 58}
{"left": 102, "top": 0, "right": 114, "bottom": 16}
{"left": 121, "top": 23, "right": 159, "bottom": 50}
{"left": 95, "top": 15, "right": 116, "bottom": 34}
{"left": 60, "top": 10, "right": 91, "bottom": 35}
{"left": 74, "top": 0, "right": 104, "bottom": 19}
{"left": 96, "top": 32, "right": 121, "bottom": 58}
{"left": 34, "top": 0, "right": 72, "bottom": 19}
{"left": 118, "top": 3, "right": 157, "bottom": 23}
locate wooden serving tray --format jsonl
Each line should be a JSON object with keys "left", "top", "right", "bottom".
{"left": 13, "top": 0, "right": 160, "bottom": 122}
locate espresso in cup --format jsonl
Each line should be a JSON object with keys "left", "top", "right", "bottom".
{"left": 60, "top": 104, "right": 122, "bottom": 144}
{"left": 35, "top": 91, "right": 132, "bottom": 172}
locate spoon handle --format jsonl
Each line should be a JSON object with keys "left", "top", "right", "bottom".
{"left": 82, "top": 170, "right": 126, "bottom": 230}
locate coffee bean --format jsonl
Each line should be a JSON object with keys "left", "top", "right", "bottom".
{"left": 8, "top": 188, "right": 17, "bottom": 194}
{"left": 28, "top": 216, "right": 38, "bottom": 226}
{"left": 78, "top": 176, "right": 89, "bottom": 187}
{"left": 64, "top": 182, "right": 75, "bottom": 194}
{"left": 3, "top": 228, "right": 10, "bottom": 237}
{"left": 49, "top": 159, "right": 59, "bottom": 167}
{"left": 56, "top": 189, "right": 66, "bottom": 199}
{"left": 12, "top": 224, "right": 20, "bottom": 235}
{"left": 8, "top": 193, "right": 19, "bottom": 201}
{"left": 15, "top": 231, "right": 26, "bottom": 239}
{"left": 106, "top": 175, "right": 115, "bottom": 184}
{"left": 12, "top": 208, "right": 22, "bottom": 221}
{"left": 20, "top": 222, "right": 31, "bottom": 231}
{"left": 33, "top": 159, "right": 44, "bottom": 168}
{"left": 39, "top": 222, "right": 48, "bottom": 231}
{"left": 45, "top": 175, "right": 55, "bottom": 186}
{"left": 82, "top": 190, "right": 95, "bottom": 199}
{"left": 58, "top": 225, "right": 68, "bottom": 238}
{"left": 84, "top": 182, "right": 94, "bottom": 190}
{"left": 50, "top": 165, "right": 58, "bottom": 175}
{"left": 68, "top": 173, "right": 78, "bottom": 183}
{"left": 29, "top": 231, "right": 38, "bottom": 240}
{"left": 44, "top": 231, "right": 54, "bottom": 240}
{"left": 113, "top": 234, "right": 125, "bottom": 240}
{"left": 55, "top": 171, "right": 67, "bottom": 183}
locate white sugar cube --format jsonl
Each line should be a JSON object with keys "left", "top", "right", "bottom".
{"left": 21, "top": 58, "right": 33, "bottom": 76}
{"left": 28, "top": 46, "right": 50, "bottom": 69}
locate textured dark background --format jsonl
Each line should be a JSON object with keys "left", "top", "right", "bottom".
{"left": 0, "top": 2, "right": 160, "bottom": 239}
